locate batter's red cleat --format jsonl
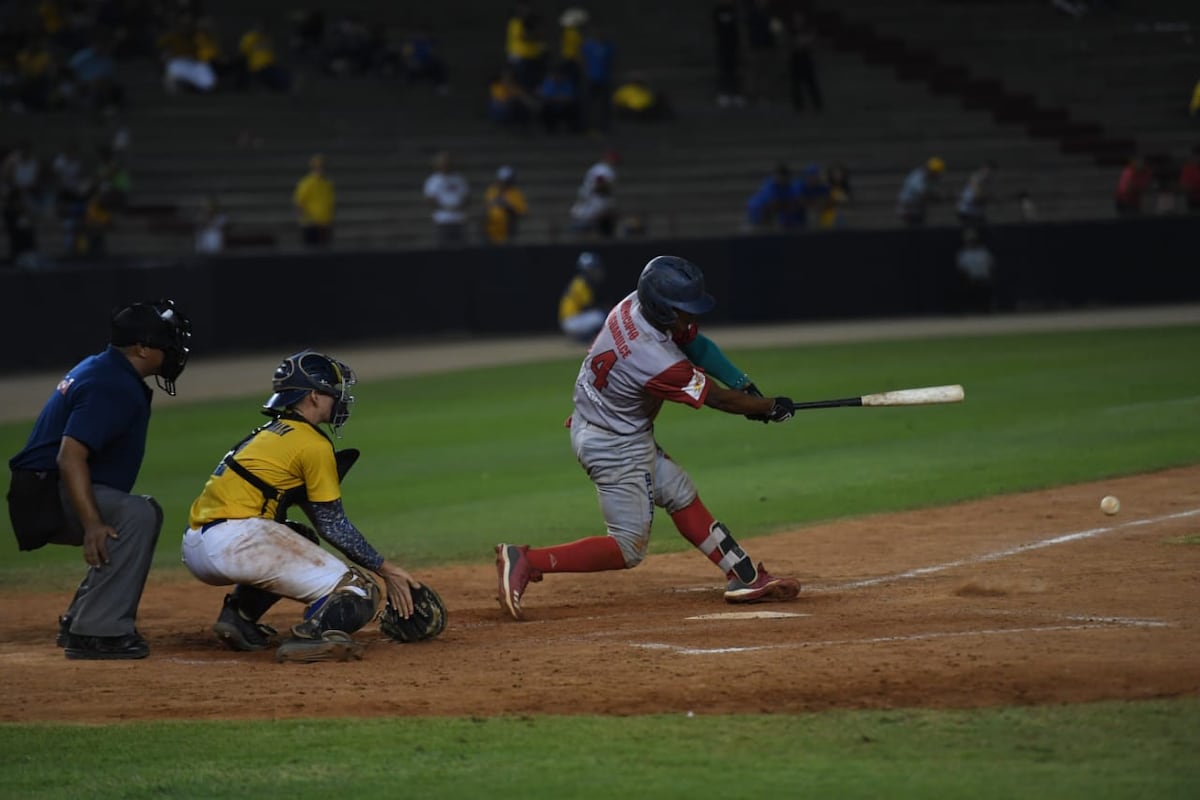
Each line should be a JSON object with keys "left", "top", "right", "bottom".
{"left": 723, "top": 562, "right": 801, "bottom": 603}
{"left": 495, "top": 543, "right": 543, "bottom": 621}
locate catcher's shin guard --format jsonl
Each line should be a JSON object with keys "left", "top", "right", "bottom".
{"left": 292, "top": 567, "right": 380, "bottom": 638}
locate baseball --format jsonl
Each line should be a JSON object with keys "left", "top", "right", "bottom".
{"left": 1100, "top": 495, "right": 1120, "bottom": 515}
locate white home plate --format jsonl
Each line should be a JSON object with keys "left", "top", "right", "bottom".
{"left": 686, "top": 611, "right": 809, "bottom": 620}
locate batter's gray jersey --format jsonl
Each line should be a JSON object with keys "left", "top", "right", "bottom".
{"left": 571, "top": 292, "right": 710, "bottom": 433}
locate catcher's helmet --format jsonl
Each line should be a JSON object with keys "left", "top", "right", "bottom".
{"left": 263, "top": 350, "right": 357, "bottom": 434}
{"left": 636, "top": 255, "right": 715, "bottom": 327}
{"left": 110, "top": 299, "right": 192, "bottom": 396}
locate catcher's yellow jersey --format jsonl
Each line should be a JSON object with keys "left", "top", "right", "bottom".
{"left": 559, "top": 275, "right": 595, "bottom": 323}
{"left": 188, "top": 417, "right": 341, "bottom": 527}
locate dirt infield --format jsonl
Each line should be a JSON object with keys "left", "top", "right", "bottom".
{"left": 2, "top": 465, "right": 1197, "bottom": 723}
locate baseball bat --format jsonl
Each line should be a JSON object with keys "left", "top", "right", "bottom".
{"left": 792, "top": 384, "right": 964, "bottom": 410}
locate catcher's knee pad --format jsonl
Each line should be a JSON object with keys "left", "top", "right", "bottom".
{"left": 299, "top": 567, "right": 381, "bottom": 636}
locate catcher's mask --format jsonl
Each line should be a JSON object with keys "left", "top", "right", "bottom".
{"left": 636, "top": 255, "right": 715, "bottom": 328}
{"left": 263, "top": 350, "right": 357, "bottom": 436}
{"left": 110, "top": 299, "right": 192, "bottom": 396}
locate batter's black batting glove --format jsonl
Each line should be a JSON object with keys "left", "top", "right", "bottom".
{"left": 742, "top": 381, "right": 770, "bottom": 423}
{"left": 768, "top": 397, "right": 796, "bottom": 423}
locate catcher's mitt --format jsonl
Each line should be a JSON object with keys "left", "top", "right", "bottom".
{"left": 379, "top": 584, "right": 447, "bottom": 643}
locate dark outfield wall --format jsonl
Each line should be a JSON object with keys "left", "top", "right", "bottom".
{"left": 1, "top": 216, "right": 1196, "bottom": 374}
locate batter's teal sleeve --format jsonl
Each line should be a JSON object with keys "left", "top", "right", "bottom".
{"left": 681, "top": 334, "right": 752, "bottom": 390}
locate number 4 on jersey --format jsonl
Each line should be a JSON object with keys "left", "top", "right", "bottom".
{"left": 590, "top": 349, "right": 618, "bottom": 390}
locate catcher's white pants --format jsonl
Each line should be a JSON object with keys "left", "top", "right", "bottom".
{"left": 182, "top": 518, "right": 347, "bottom": 604}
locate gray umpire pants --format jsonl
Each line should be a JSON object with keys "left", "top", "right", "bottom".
{"left": 57, "top": 483, "right": 163, "bottom": 638}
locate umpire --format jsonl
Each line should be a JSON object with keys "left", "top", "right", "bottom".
{"left": 6, "top": 300, "right": 192, "bottom": 659}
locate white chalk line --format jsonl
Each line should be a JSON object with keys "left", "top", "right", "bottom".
{"left": 816, "top": 507, "right": 1200, "bottom": 592}
{"left": 632, "top": 618, "right": 1170, "bottom": 656}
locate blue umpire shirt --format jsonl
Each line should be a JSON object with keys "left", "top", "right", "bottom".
{"left": 9, "top": 346, "right": 153, "bottom": 493}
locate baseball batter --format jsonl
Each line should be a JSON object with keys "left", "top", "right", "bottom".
{"left": 181, "top": 350, "right": 420, "bottom": 661}
{"left": 497, "top": 255, "right": 801, "bottom": 620}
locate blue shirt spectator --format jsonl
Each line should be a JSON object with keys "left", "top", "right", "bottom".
{"left": 540, "top": 71, "right": 578, "bottom": 103}
{"left": 581, "top": 36, "right": 615, "bottom": 85}
{"left": 69, "top": 45, "right": 117, "bottom": 83}
{"left": 747, "top": 166, "right": 800, "bottom": 229}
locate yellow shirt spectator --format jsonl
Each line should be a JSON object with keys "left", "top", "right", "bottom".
{"left": 613, "top": 83, "right": 655, "bottom": 112}
{"left": 484, "top": 180, "right": 528, "bottom": 244}
{"left": 558, "top": 274, "right": 595, "bottom": 323}
{"left": 507, "top": 17, "right": 545, "bottom": 60}
{"left": 561, "top": 26, "right": 582, "bottom": 62}
{"left": 1191, "top": 79, "right": 1200, "bottom": 117}
{"left": 239, "top": 30, "right": 277, "bottom": 73}
{"left": 294, "top": 168, "right": 335, "bottom": 226}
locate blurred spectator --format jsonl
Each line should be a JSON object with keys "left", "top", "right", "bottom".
{"left": 580, "top": 23, "right": 616, "bottom": 133}
{"left": 2, "top": 181, "right": 39, "bottom": 268}
{"left": 289, "top": 9, "right": 326, "bottom": 62}
{"left": 1191, "top": 78, "right": 1199, "bottom": 118}
{"left": 712, "top": 1, "right": 746, "bottom": 107}
{"left": 787, "top": 11, "right": 822, "bottom": 111}
{"left": 400, "top": 27, "right": 449, "bottom": 93}
{"left": 955, "top": 227, "right": 996, "bottom": 313}
{"left": 612, "top": 73, "right": 674, "bottom": 122}
{"left": 792, "top": 162, "right": 829, "bottom": 228}
{"left": 506, "top": 3, "right": 548, "bottom": 92}
{"left": 489, "top": 65, "right": 538, "bottom": 127}
{"left": 51, "top": 142, "right": 88, "bottom": 249}
{"left": 2, "top": 140, "right": 48, "bottom": 215}
{"left": 538, "top": 61, "right": 582, "bottom": 133}
{"left": 16, "top": 35, "right": 63, "bottom": 111}
{"left": 159, "top": 20, "right": 218, "bottom": 93}
{"left": 94, "top": 144, "right": 131, "bottom": 210}
{"left": 743, "top": 0, "right": 784, "bottom": 105}
{"left": 1113, "top": 157, "right": 1152, "bottom": 216}
{"left": 293, "top": 153, "right": 335, "bottom": 246}
{"left": 79, "top": 187, "right": 115, "bottom": 256}
{"left": 97, "top": 0, "right": 159, "bottom": 60}
{"left": 817, "top": 164, "right": 852, "bottom": 228}
{"left": 569, "top": 152, "right": 619, "bottom": 238}
{"left": 194, "top": 195, "right": 228, "bottom": 254}
{"left": 483, "top": 165, "right": 528, "bottom": 245}
{"left": 423, "top": 151, "right": 471, "bottom": 246}
{"left": 0, "top": 52, "right": 19, "bottom": 112}
{"left": 1180, "top": 146, "right": 1200, "bottom": 212}
{"left": 1152, "top": 157, "right": 1177, "bottom": 215}
{"left": 238, "top": 20, "right": 293, "bottom": 92}
{"left": 68, "top": 36, "right": 124, "bottom": 113}
{"left": 897, "top": 157, "right": 945, "bottom": 227}
{"left": 1017, "top": 190, "right": 1038, "bottom": 221}
{"left": 557, "top": 7, "right": 588, "bottom": 87}
{"left": 559, "top": 251, "right": 607, "bottom": 343}
{"left": 320, "top": 15, "right": 404, "bottom": 79}
{"left": 745, "top": 163, "right": 798, "bottom": 230}
{"left": 957, "top": 160, "right": 996, "bottom": 227}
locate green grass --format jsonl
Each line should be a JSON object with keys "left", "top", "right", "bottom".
{"left": 1, "top": 324, "right": 1198, "bottom": 797}
{"left": 1, "top": 699, "right": 1197, "bottom": 799}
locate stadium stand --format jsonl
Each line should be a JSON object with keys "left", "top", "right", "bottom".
{"left": 3, "top": 0, "right": 1197, "bottom": 260}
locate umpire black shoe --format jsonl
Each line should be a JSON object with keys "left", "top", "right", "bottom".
{"left": 64, "top": 632, "right": 149, "bottom": 660}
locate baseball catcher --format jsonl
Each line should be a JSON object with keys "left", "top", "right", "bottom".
{"left": 496, "top": 255, "right": 801, "bottom": 621}
{"left": 181, "top": 349, "right": 433, "bottom": 663}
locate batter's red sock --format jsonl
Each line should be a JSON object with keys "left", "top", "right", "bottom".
{"left": 526, "top": 536, "right": 627, "bottom": 573}
{"left": 671, "top": 498, "right": 756, "bottom": 583}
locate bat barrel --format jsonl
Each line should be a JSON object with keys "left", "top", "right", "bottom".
{"left": 860, "top": 385, "right": 964, "bottom": 407}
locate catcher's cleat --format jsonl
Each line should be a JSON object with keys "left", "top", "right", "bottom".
{"left": 275, "top": 630, "right": 364, "bottom": 664}
{"left": 723, "top": 562, "right": 801, "bottom": 603}
{"left": 495, "top": 543, "right": 542, "bottom": 621}
{"left": 213, "top": 594, "right": 279, "bottom": 652}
